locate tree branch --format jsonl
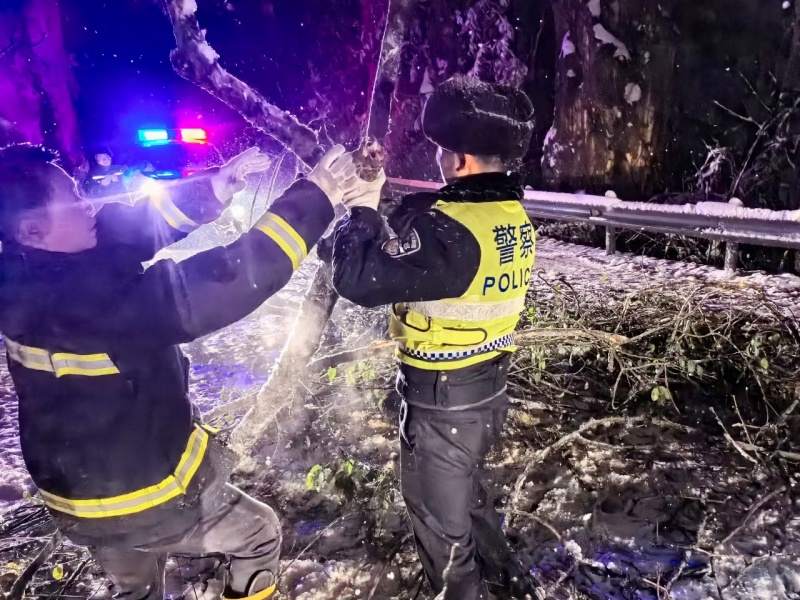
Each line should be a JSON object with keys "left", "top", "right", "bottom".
{"left": 305, "top": 327, "right": 630, "bottom": 373}
{"left": 162, "top": 0, "right": 323, "bottom": 167}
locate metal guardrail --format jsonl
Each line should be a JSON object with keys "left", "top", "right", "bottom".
{"left": 387, "top": 177, "right": 800, "bottom": 272}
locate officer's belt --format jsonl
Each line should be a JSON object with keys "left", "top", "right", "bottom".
{"left": 403, "top": 386, "right": 508, "bottom": 412}
{"left": 400, "top": 333, "right": 515, "bottom": 363}
{"left": 404, "top": 296, "right": 526, "bottom": 321}
{"left": 4, "top": 337, "right": 120, "bottom": 378}
{"left": 39, "top": 425, "right": 210, "bottom": 519}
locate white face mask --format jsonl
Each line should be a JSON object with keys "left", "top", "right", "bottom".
{"left": 436, "top": 147, "right": 465, "bottom": 184}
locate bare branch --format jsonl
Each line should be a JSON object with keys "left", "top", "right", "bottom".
{"left": 7, "top": 531, "right": 63, "bottom": 600}
{"left": 709, "top": 407, "right": 759, "bottom": 464}
{"left": 712, "top": 100, "right": 760, "bottom": 127}
{"left": 162, "top": 0, "right": 323, "bottom": 167}
{"left": 717, "top": 486, "right": 787, "bottom": 547}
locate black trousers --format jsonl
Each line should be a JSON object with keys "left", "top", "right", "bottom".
{"left": 84, "top": 484, "right": 281, "bottom": 599}
{"left": 400, "top": 397, "right": 511, "bottom": 600}
{"left": 53, "top": 441, "right": 281, "bottom": 599}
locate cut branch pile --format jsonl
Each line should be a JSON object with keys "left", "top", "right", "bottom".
{"left": 510, "top": 271, "right": 800, "bottom": 464}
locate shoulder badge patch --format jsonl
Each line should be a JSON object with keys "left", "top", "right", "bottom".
{"left": 381, "top": 229, "right": 422, "bottom": 258}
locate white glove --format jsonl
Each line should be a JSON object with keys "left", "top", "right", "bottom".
{"left": 306, "top": 145, "right": 358, "bottom": 206}
{"left": 341, "top": 168, "right": 387, "bottom": 211}
{"left": 211, "top": 147, "right": 271, "bottom": 204}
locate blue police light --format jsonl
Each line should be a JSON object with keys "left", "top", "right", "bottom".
{"left": 137, "top": 128, "right": 170, "bottom": 146}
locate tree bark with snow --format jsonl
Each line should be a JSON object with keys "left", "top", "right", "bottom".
{"left": 382, "top": 0, "right": 529, "bottom": 179}
{"left": 542, "top": 0, "right": 679, "bottom": 198}
{"left": 162, "top": 0, "right": 340, "bottom": 459}
{"left": 784, "top": 0, "right": 800, "bottom": 94}
{"left": 161, "top": 0, "right": 397, "bottom": 460}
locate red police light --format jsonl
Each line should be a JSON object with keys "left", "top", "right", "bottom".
{"left": 179, "top": 128, "right": 208, "bottom": 144}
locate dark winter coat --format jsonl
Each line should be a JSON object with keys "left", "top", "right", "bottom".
{"left": 0, "top": 175, "right": 333, "bottom": 509}
{"left": 331, "top": 172, "right": 525, "bottom": 408}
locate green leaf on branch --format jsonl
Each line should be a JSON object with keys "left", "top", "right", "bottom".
{"left": 305, "top": 464, "right": 330, "bottom": 492}
{"left": 651, "top": 385, "right": 673, "bottom": 405}
{"left": 326, "top": 366, "right": 337, "bottom": 383}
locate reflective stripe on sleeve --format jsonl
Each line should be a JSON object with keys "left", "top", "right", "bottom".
{"left": 151, "top": 193, "right": 199, "bottom": 233}
{"left": 255, "top": 212, "right": 308, "bottom": 270}
{"left": 39, "top": 425, "right": 209, "bottom": 519}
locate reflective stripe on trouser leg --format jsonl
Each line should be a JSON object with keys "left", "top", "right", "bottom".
{"left": 399, "top": 400, "right": 410, "bottom": 446}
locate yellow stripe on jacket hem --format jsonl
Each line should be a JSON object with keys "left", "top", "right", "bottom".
{"left": 5, "top": 338, "right": 121, "bottom": 378}
{"left": 38, "top": 426, "right": 209, "bottom": 519}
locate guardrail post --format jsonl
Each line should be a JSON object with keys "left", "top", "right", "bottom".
{"left": 724, "top": 242, "right": 739, "bottom": 273}
{"left": 605, "top": 227, "right": 617, "bottom": 256}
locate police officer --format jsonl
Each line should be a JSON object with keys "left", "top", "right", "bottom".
{"left": 332, "top": 76, "right": 537, "bottom": 599}
{"left": 0, "top": 143, "right": 362, "bottom": 599}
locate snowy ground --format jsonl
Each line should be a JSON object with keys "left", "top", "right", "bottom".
{"left": 533, "top": 238, "right": 800, "bottom": 318}
{"left": 1, "top": 236, "right": 799, "bottom": 599}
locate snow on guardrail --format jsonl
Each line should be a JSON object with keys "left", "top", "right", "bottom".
{"left": 387, "top": 177, "right": 800, "bottom": 270}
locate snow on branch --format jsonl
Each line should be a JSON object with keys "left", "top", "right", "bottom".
{"left": 162, "top": 0, "right": 323, "bottom": 167}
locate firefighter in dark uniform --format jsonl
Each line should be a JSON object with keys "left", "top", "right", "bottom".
{"left": 332, "top": 76, "right": 537, "bottom": 599}
{"left": 0, "top": 143, "right": 362, "bottom": 599}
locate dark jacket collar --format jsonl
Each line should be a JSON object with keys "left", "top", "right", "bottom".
{"left": 1, "top": 241, "right": 141, "bottom": 286}
{"left": 2, "top": 242, "right": 95, "bottom": 274}
{"left": 389, "top": 172, "right": 524, "bottom": 235}
{"left": 437, "top": 172, "right": 524, "bottom": 203}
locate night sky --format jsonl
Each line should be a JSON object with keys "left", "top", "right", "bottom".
{"left": 60, "top": 0, "right": 364, "bottom": 154}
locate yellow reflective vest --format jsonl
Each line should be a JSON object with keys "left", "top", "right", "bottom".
{"left": 389, "top": 199, "right": 535, "bottom": 371}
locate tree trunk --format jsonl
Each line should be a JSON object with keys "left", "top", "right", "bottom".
{"left": 542, "top": 0, "right": 678, "bottom": 198}
{"left": 510, "top": 0, "right": 556, "bottom": 186}
{"left": 383, "top": 0, "right": 529, "bottom": 179}
{"left": 364, "top": 0, "right": 398, "bottom": 141}
{"left": 784, "top": 0, "right": 800, "bottom": 94}
{"left": 229, "top": 264, "right": 340, "bottom": 461}
{"left": 383, "top": 0, "right": 449, "bottom": 179}
{"left": 162, "top": 0, "right": 397, "bottom": 462}
{"left": 0, "top": 0, "right": 81, "bottom": 167}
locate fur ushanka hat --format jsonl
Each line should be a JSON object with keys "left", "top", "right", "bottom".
{"left": 422, "top": 75, "right": 534, "bottom": 159}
